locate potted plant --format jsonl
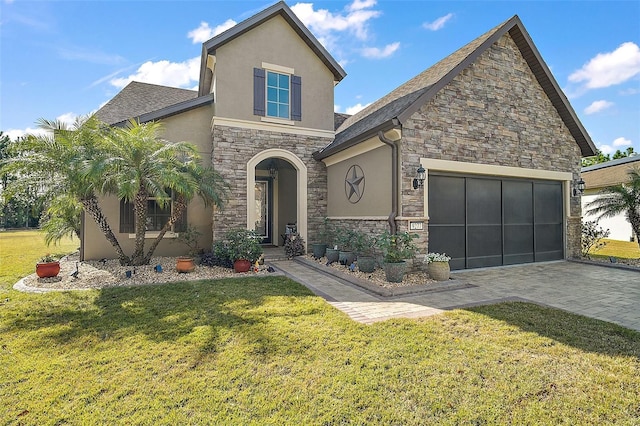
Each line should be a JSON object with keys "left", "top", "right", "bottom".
{"left": 351, "top": 230, "right": 376, "bottom": 273}
{"left": 224, "top": 228, "right": 263, "bottom": 273}
{"left": 377, "top": 230, "right": 418, "bottom": 283}
{"left": 425, "top": 252, "right": 451, "bottom": 281}
{"left": 36, "top": 253, "right": 61, "bottom": 278}
{"left": 336, "top": 228, "right": 357, "bottom": 266}
{"left": 175, "top": 225, "right": 202, "bottom": 273}
{"left": 311, "top": 218, "right": 332, "bottom": 259}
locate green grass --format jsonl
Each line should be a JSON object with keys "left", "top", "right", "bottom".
{"left": 1, "top": 230, "right": 639, "bottom": 424}
{"left": 589, "top": 238, "right": 640, "bottom": 260}
{"left": 0, "top": 229, "right": 78, "bottom": 290}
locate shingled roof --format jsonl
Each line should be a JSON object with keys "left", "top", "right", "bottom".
{"left": 95, "top": 82, "right": 199, "bottom": 125}
{"left": 315, "top": 15, "right": 596, "bottom": 160}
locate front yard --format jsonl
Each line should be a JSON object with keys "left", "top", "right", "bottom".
{"left": 1, "top": 230, "right": 639, "bottom": 424}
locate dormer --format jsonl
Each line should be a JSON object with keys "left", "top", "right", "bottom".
{"left": 197, "top": 1, "right": 346, "bottom": 132}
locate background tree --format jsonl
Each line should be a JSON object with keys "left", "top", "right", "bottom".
{"left": 100, "top": 119, "right": 227, "bottom": 265}
{"left": 613, "top": 146, "right": 635, "bottom": 160}
{"left": 586, "top": 168, "right": 640, "bottom": 250}
{"left": 0, "top": 131, "right": 47, "bottom": 228}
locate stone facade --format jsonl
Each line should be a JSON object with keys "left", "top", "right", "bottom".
{"left": 401, "top": 33, "right": 583, "bottom": 258}
{"left": 211, "top": 124, "right": 331, "bottom": 243}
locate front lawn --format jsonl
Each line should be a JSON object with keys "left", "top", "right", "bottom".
{"left": 589, "top": 238, "right": 640, "bottom": 260}
{"left": 2, "top": 261, "right": 640, "bottom": 424}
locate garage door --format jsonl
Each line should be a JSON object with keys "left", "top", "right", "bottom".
{"left": 428, "top": 174, "right": 564, "bottom": 270}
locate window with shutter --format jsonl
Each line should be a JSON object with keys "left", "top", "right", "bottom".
{"left": 254, "top": 66, "right": 301, "bottom": 121}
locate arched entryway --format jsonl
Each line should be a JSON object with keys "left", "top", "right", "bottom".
{"left": 247, "top": 149, "right": 307, "bottom": 247}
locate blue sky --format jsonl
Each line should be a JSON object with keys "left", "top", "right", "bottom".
{"left": 2, "top": 0, "right": 639, "bottom": 157}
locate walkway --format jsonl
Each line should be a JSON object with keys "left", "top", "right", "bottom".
{"left": 269, "top": 259, "right": 640, "bottom": 331}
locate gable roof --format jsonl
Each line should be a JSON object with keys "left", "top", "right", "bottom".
{"left": 95, "top": 82, "right": 200, "bottom": 125}
{"left": 198, "top": 1, "right": 346, "bottom": 96}
{"left": 315, "top": 15, "right": 596, "bottom": 160}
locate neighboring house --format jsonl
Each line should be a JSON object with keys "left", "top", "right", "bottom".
{"left": 85, "top": 1, "right": 595, "bottom": 270}
{"left": 581, "top": 155, "right": 640, "bottom": 242}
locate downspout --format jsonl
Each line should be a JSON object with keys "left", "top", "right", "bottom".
{"left": 378, "top": 128, "right": 400, "bottom": 235}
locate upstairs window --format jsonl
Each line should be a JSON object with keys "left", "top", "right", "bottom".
{"left": 254, "top": 66, "right": 301, "bottom": 122}
{"left": 267, "top": 71, "right": 290, "bottom": 119}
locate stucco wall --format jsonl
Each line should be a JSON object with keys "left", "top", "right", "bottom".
{"left": 327, "top": 144, "right": 392, "bottom": 217}
{"left": 400, "top": 33, "right": 583, "bottom": 257}
{"left": 214, "top": 15, "right": 335, "bottom": 131}
{"left": 583, "top": 192, "right": 635, "bottom": 242}
{"left": 82, "top": 106, "right": 215, "bottom": 261}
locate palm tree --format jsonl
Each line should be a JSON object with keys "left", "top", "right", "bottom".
{"left": 1, "top": 116, "right": 131, "bottom": 263}
{"left": 100, "top": 119, "right": 227, "bottom": 265}
{"left": 586, "top": 168, "right": 640, "bottom": 250}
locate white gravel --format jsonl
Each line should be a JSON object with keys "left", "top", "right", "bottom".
{"left": 16, "top": 252, "right": 270, "bottom": 292}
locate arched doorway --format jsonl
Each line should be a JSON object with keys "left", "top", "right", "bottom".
{"left": 247, "top": 149, "right": 307, "bottom": 247}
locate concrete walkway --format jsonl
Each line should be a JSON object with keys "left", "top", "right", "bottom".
{"left": 270, "top": 260, "right": 640, "bottom": 331}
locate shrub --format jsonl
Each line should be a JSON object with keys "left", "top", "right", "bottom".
{"left": 376, "top": 230, "right": 419, "bottom": 263}
{"left": 581, "top": 220, "right": 610, "bottom": 258}
{"left": 284, "top": 233, "right": 306, "bottom": 258}
{"left": 200, "top": 249, "right": 233, "bottom": 269}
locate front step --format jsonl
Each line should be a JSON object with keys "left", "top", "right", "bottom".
{"left": 262, "top": 246, "right": 288, "bottom": 262}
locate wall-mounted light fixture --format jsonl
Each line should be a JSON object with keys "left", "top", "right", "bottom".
{"left": 269, "top": 160, "right": 278, "bottom": 179}
{"left": 412, "top": 165, "right": 426, "bottom": 190}
{"left": 572, "top": 178, "right": 585, "bottom": 197}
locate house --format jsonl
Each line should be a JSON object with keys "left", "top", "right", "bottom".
{"left": 581, "top": 155, "right": 640, "bottom": 242}
{"left": 84, "top": 1, "right": 595, "bottom": 270}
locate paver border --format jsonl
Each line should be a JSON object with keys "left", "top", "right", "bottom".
{"left": 568, "top": 258, "right": 640, "bottom": 273}
{"left": 293, "top": 256, "right": 475, "bottom": 298}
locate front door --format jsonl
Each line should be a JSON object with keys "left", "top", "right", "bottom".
{"left": 255, "top": 179, "right": 273, "bottom": 244}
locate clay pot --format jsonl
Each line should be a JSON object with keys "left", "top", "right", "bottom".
{"left": 428, "top": 261, "right": 450, "bottom": 281}
{"left": 383, "top": 261, "right": 406, "bottom": 283}
{"left": 36, "top": 261, "right": 60, "bottom": 278}
{"left": 233, "top": 259, "right": 252, "bottom": 273}
{"left": 176, "top": 257, "right": 195, "bottom": 273}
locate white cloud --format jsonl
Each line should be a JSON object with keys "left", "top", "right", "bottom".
{"left": 361, "top": 42, "right": 400, "bottom": 59}
{"left": 569, "top": 42, "right": 640, "bottom": 89}
{"left": 291, "top": 1, "right": 381, "bottom": 42}
{"left": 598, "top": 144, "right": 614, "bottom": 155}
{"left": 334, "top": 104, "right": 341, "bottom": 112}
{"left": 613, "top": 137, "right": 632, "bottom": 147}
{"left": 619, "top": 88, "right": 640, "bottom": 95}
{"left": 345, "top": 102, "right": 371, "bottom": 115}
{"left": 347, "top": 0, "right": 376, "bottom": 11}
{"left": 584, "top": 100, "right": 613, "bottom": 115}
{"left": 423, "top": 13, "right": 454, "bottom": 31}
{"left": 109, "top": 57, "right": 200, "bottom": 89}
{"left": 187, "top": 19, "right": 237, "bottom": 44}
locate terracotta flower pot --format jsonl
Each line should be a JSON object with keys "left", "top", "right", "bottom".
{"left": 428, "top": 261, "right": 450, "bottom": 281}
{"left": 233, "top": 259, "right": 252, "bottom": 273}
{"left": 36, "top": 261, "right": 60, "bottom": 278}
{"left": 176, "top": 257, "right": 195, "bottom": 273}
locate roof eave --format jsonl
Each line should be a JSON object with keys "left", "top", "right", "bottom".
{"left": 313, "top": 119, "right": 398, "bottom": 161}
{"left": 201, "top": 1, "right": 346, "bottom": 83}
{"left": 112, "top": 94, "right": 214, "bottom": 127}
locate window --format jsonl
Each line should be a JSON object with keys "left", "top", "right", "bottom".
{"left": 267, "top": 71, "right": 290, "bottom": 119}
{"left": 254, "top": 67, "right": 301, "bottom": 121}
{"left": 119, "top": 193, "right": 186, "bottom": 234}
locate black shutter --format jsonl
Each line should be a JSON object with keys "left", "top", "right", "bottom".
{"left": 291, "top": 74, "right": 301, "bottom": 121}
{"left": 119, "top": 200, "right": 135, "bottom": 233}
{"left": 253, "top": 68, "right": 265, "bottom": 116}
